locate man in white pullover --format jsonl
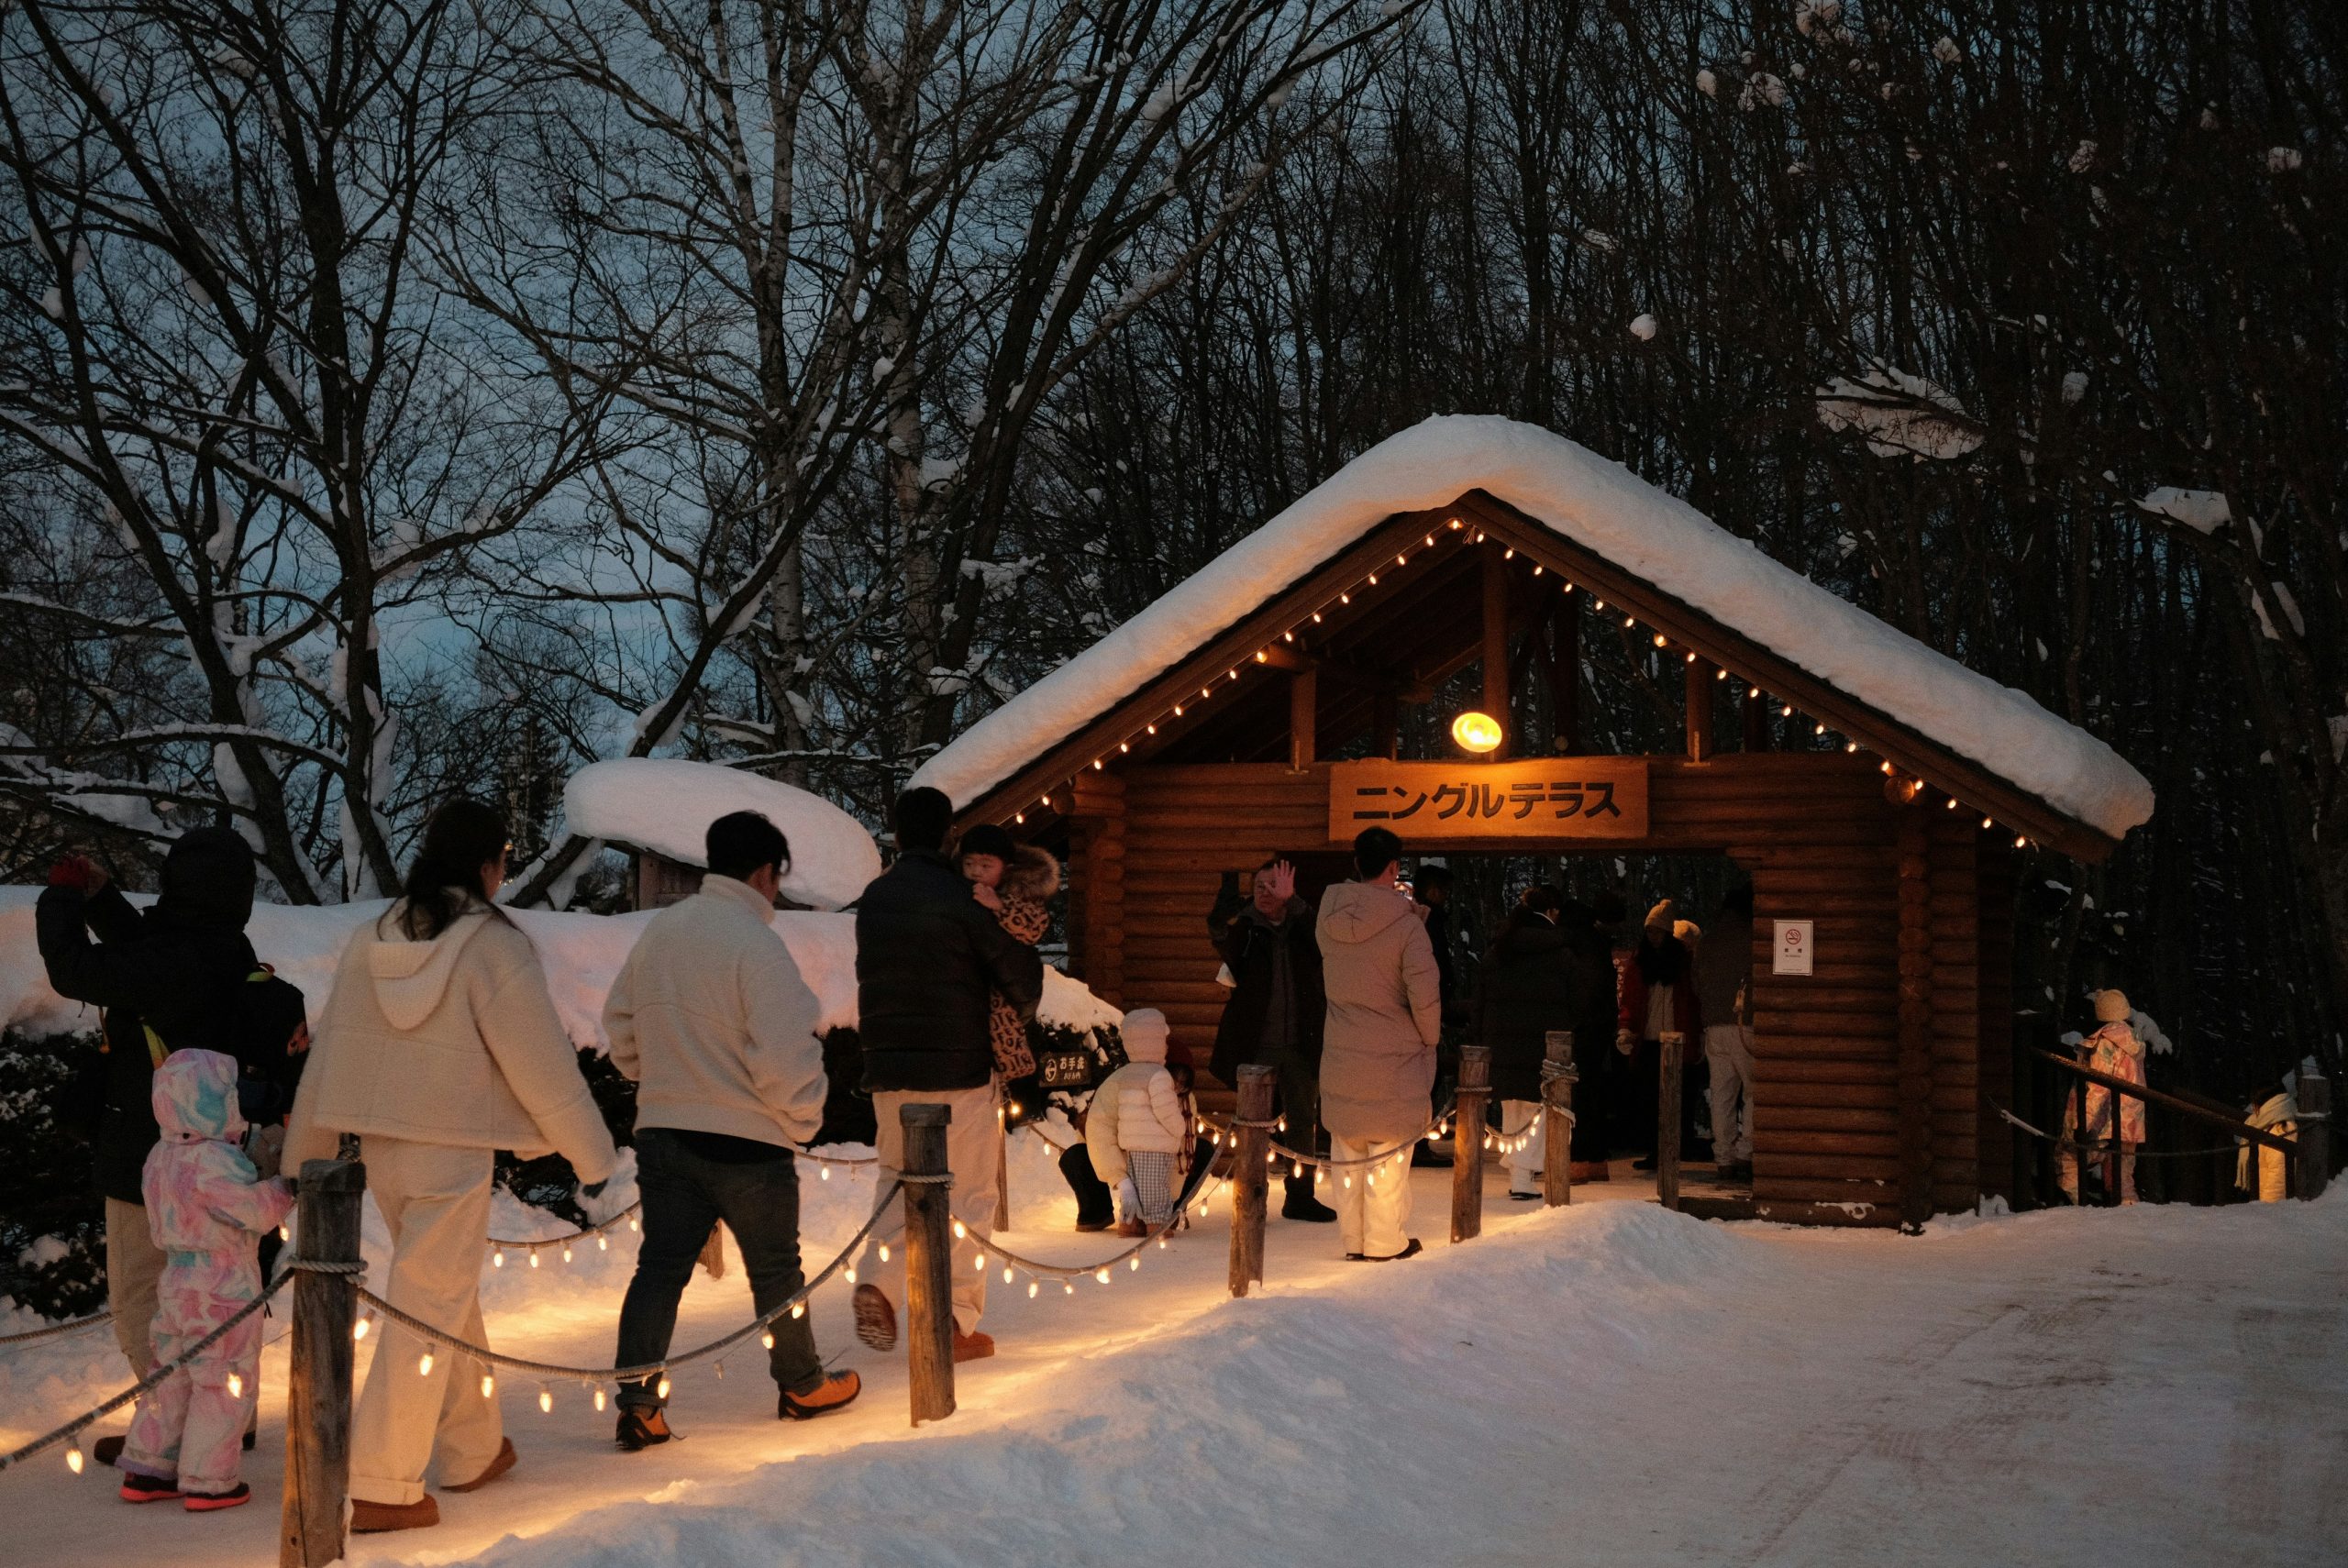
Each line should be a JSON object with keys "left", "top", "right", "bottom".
{"left": 604, "top": 812, "right": 859, "bottom": 1449}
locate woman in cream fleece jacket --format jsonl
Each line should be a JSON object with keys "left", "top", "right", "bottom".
{"left": 285, "top": 801, "right": 615, "bottom": 1535}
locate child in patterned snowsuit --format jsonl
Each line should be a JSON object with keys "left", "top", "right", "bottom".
{"left": 2058, "top": 989, "right": 2149, "bottom": 1205}
{"left": 119, "top": 1049, "right": 294, "bottom": 1510}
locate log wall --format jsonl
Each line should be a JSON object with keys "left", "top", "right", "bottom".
{"left": 1069, "top": 753, "right": 1994, "bottom": 1220}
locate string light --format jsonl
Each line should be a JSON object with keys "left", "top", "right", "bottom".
{"left": 952, "top": 1221, "right": 967, "bottom": 1241}
{"left": 598, "top": 1233, "right": 609, "bottom": 1250}
{"left": 1095, "top": 1268, "right": 1112, "bottom": 1285}
{"left": 845, "top": 1266, "right": 857, "bottom": 1285}
{"left": 418, "top": 1353, "right": 434, "bottom": 1376}
{"left": 562, "top": 1244, "right": 573, "bottom": 1264}
{"left": 1982, "top": 816, "right": 1994, "bottom": 830}
{"left": 761, "top": 1331, "right": 775, "bottom": 1349}
{"left": 539, "top": 1387, "right": 554, "bottom": 1414}
{"left": 792, "top": 1303, "right": 805, "bottom": 1320}
{"left": 1029, "top": 1280, "right": 1040, "bottom": 1298}
{"left": 529, "top": 1250, "right": 540, "bottom": 1269}
{"left": 227, "top": 1373, "right": 244, "bottom": 1399}
{"left": 481, "top": 1374, "right": 495, "bottom": 1399}
{"left": 1004, "top": 1265, "right": 1015, "bottom": 1284}
{"left": 657, "top": 1377, "right": 671, "bottom": 1400}
{"left": 1653, "top": 633, "right": 1667, "bottom": 648}
{"left": 1750, "top": 686, "right": 1761, "bottom": 698}
{"left": 66, "top": 1445, "right": 83, "bottom": 1474}
{"left": 879, "top": 1242, "right": 892, "bottom": 1263}
{"left": 1129, "top": 1256, "right": 1141, "bottom": 1272}
{"left": 593, "top": 1386, "right": 607, "bottom": 1412}
{"left": 493, "top": 1250, "right": 504, "bottom": 1268}
{"left": 820, "top": 1166, "right": 830, "bottom": 1181}
{"left": 353, "top": 1315, "right": 371, "bottom": 1342}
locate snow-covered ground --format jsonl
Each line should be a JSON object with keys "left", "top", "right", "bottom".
{"left": 6, "top": 1153, "right": 2344, "bottom": 1568}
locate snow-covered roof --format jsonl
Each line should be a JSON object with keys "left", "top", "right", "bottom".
{"left": 912, "top": 415, "right": 2154, "bottom": 842}
{"left": 564, "top": 758, "right": 882, "bottom": 911}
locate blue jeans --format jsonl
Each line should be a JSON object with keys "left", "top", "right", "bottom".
{"left": 615, "top": 1128, "right": 825, "bottom": 1407}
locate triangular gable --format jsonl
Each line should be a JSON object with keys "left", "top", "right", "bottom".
{"left": 913, "top": 416, "right": 2154, "bottom": 858}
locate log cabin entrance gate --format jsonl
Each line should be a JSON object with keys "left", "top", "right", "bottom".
{"left": 912, "top": 418, "right": 2154, "bottom": 1230}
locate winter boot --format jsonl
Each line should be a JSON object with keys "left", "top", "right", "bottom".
{"left": 118, "top": 1472, "right": 183, "bottom": 1504}
{"left": 184, "top": 1484, "right": 251, "bottom": 1512}
{"left": 615, "top": 1408, "right": 674, "bottom": 1452}
{"left": 351, "top": 1496, "right": 440, "bottom": 1533}
{"left": 1280, "top": 1176, "right": 1336, "bottom": 1222}
{"left": 852, "top": 1282, "right": 897, "bottom": 1352}
{"left": 777, "top": 1370, "right": 861, "bottom": 1421}
{"left": 1113, "top": 1218, "right": 1146, "bottom": 1238}
{"left": 1362, "top": 1238, "right": 1423, "bottom": 1263}
{"left": 950, "top": 1328, "right": 996, "bottom": 1363}
{"left": 444, "top": 1437, "right": 515, "bottom": 1492}
{"left": 91, "top": 1435, "right": 125, "bottom": 1470}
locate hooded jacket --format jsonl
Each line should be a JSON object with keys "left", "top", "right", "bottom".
{"left": 142, "top": 1049, "right": 294, "bottom": 1266}
{"left": 1086, "top": 1010, "right": 1187, "bottom": 1186}
{"left": 854, "top": 848, "right": 1045, "bottom": 1093}
{"left": 283, "top": 900, "right": 616, "bottom": 1183}
{"left": 1473, "top": 914, "right": 1587, "bottom": 1102}
{"left": 36, "top": 827, "right": 271, "bottom": 1203}
{"left": 1315, "top": 881, "right": 1443, "bottom": 1143}
{"left": 604, "top": 874, "right": 829, "bottom": 1148}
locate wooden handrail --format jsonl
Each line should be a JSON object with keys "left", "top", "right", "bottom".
{"left": 2030, "top": 1047, "right": 2296, "bottom": 1156}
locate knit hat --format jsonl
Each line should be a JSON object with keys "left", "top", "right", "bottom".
{"left": 2093, "top": 988, "right": 2132, "bottom": 1024}
{"left": 1674, "top": 920, "right": 1701, "bottom": 947}
{"left": 1645, "top": 899, "right": 1676, "bottom": 933}
{"left": 1121, "top": 1008, "right": 1169, "bottom": 1065}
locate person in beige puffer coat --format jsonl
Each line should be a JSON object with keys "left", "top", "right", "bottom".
{"left": 1316, "top": 828, "right": 1443, "bottom": 1263}
{"left": 1086, "top": 1009, "right": 1188, "bottom": 1234}
{"left": 284, "top": 801, "right": 616, "bottom": 1536}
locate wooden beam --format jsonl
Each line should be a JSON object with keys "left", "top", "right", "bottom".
{"left": 1686, "top": 656, "right": 1716, "bottom": 762}
{"left": 1288, "top": 667, "right": 1318, "bottom": 770}
{"left": 1896, "top": 812, "right": 1935, "bottom": 1230}
{"left": 1481, "top": 545, "right": 1511, "bottom": 757}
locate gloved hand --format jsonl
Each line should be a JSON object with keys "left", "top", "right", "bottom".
{"left": 574, "top": 1148, "right": 637, "bottom": 1227}
{"left": 1615, "top": 1027, "right": 1635, "bottom": 1057}
{"left": 245, "top": 1123, "right": 286, "bottom": 1181}
{"left": 47, "top": 854, "right": 107, "bottom": 894}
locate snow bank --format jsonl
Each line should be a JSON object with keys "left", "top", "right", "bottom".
{"left": 2, "top": 889, "right": 1104, "bottom": 1050}
{"left": 563, "top": 758, "right": 882, "bottom": 911}
{"left": 912, "top": 415, "right": 2154, "bottom": 840}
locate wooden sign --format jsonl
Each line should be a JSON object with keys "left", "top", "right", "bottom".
{"left": 1771, "top": 919, "right": 1815, "bottom": 976}
{"left": 1327, "top": 758, "right": 1649, "bottom": 842}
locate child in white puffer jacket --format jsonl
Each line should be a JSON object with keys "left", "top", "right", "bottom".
{"left": 1087, "top": 1010, "right": 1188, "bottom": 1236}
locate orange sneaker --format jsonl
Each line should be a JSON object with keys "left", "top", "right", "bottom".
{"left": 443, "top": 1437, "right": 515, "bottom": 1493}
{"left": 778, "top": 1369, "right": 862, "bottom": 1420}
{"left": 183, "top": 1483, "right": 250, "bottom": 1512}
{"left": 950, "top": 1328, "right": 995, "bottom": 1363}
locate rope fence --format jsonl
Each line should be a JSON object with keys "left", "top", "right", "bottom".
{"left": 1198, "top": 1096, "right": 1458, "bottom": 1171}
{"left": 1994, "top": 1101, "right": 2270, "bottom": 1162}
{"left": 0, "top": 1311, "right": 112, "bottom": 1349}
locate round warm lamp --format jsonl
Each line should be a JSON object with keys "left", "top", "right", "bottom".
{"left": 1450, "top": 711, "right": 1503, "bottom": 755}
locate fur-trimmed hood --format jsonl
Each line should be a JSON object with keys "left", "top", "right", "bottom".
{"left": 1003, "top": 844, "right": 1061, "bottom": 902}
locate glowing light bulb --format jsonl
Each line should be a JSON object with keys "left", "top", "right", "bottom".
{"left": 354, "top": 1316, "right": 370, "bottom": 1342}
{"left": 561, "top": 1244, "right": 573, "bottom": 1264}
{"left": 1982, "top": 816, "right": 1993, "bottom": 830}
{"left": 1129, "top": 1256, "right": 1140, "bottom": 1272}
{"left": 493, "top": 1250, "right": 504, "bottom": 1268}
{"left": 593, "top": 1386, "right": 607, "bottom": 1412}
{"left": 629, "top": 1216, "right": 640, "bottom": 1232}
{"left": 1029, "top": 1281, "right": 1040, "bottom": 1298}
{"left": 278, "top": 1225, "right": 290, "bottom": 1242}
{"left": 974, "top": 1253, "right": 987, "bottom": 1272}
{"left": 1450, "top": 711, "right": 1503, "bottom": 755}
{"left": 481, "top": 1374, "right": 494, "bottom": 1398}
{"left": 952, "top": 1220, "right": 967, "bottom": 1240}
{"left": 528, "top": 1250, "right": 539, "bottom": 1269}
{"left": 845, "top": 1266, "right": 858, "bottom": 1285}
{"left": 1096, "top": 1268, "right": 1112, "bottom": 1285}
{"left": 419, "top": 1353, "right": 434, "bottom": 1376}
{"left": 791, "top": 1303, "right": 805, "bottom": 1320}
{"left": 657, "top": 1377, "right": 671, "bottom": 1400}
{"left": 879, "top": 1243, "right": 891, "bottom": 1264}
{"left": 66, "top": 1446, "right": 83, "bottom": 1474}
{"left": 598, "top": 1233, "right": 609, "bottom": 1251}
{"left": 1003, "top": 1266, "right": 1014, "bottom": 1284}
{"left": 539, "top": 1387, "right": 553, "bottom": 1414}
{"left": 227, "top": 1373, "right": 244, "bottom": 1399}
{"left": 1064, "top": 1282, "right": 1075, "bottom": 1296}
{"left": 761, "top": 1331, "right": 776, "bottom": 1349}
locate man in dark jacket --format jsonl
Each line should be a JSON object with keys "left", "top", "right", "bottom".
{"left": 851, "top": 788, "right": 1043, "bottom": 1363}
{"left": 1208, "top": 858, "right": 1336, "bottom": 1222}
{"left": 35, "top": 827, "right": 289, "bottom": 1388}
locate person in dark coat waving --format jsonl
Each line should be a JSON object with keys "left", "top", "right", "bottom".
{"left": 850, "top": 787, "right": 1044, "bottom": 1364}
{"left": 1207, "top": 858, "right": 1336, "bottom": 1222}
{"left": 1473, "top": 886, "right": 1584, "bottom": 1199}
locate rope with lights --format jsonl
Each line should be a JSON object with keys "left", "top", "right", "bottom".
{"left": 1197, "top": 1096, "right": 1457, "bottom": 1171}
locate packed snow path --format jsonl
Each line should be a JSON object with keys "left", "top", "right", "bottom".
{"left": 6, "top": 1155, "right": 2344, "bottom": 1568}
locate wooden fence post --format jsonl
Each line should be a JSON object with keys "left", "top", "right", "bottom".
{"left": 900, "top": 1105, "right": 956, "bottom": 1427}
{"left": 280, "top": 1155, "right": 364, "bottom": 1568}
{"left": 1229, "top": 1065, "right": 1276, "bottom": 1297}
{"left": 2295, "top": 1066, "right": 2331, "bottom": 1203}
{"left": 1452, "top": 1045, "right": 1491, "bottom": 1242}
{"left": 1656, "top": 1032, "right": 1685, "bottom": 1212}
{"left": 1541, "top": 1031, "right": 1577, "bottom": 1209}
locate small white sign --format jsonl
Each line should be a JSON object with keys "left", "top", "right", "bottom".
{"left": 1772, "top": 919, "right": 1815, "bottom": 976}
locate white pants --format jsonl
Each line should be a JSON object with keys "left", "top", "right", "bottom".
{"left": 1704, "top": 1024, "right": 1755, "bottom": 1165}
{"left": 1499, "top": 1099, "right": 1545, "bottom": 1194}
{"left": 1330, "top": 1135, "right": 1413, "bottom": 1258}
{"left": 350, "top": 1138, "right": 504, "bottom": 1507}
{"left": 865, "top": 1083, "right": 1001, "bottom": 1336}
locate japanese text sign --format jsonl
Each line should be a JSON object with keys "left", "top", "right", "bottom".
{"left": 1327, "top": 758, "right": 1649, "bottom": 842}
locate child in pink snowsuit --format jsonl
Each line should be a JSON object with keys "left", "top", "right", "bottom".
{"left": 2059, "top": 989, "right": 2149, "bottom": 1205}
{"left": 119, "top": 1049, "right": 294, "bottom": 1510}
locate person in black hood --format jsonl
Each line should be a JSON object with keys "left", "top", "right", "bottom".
{"left": 37, "top": 826, "right": 301, "bottom": 1392}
